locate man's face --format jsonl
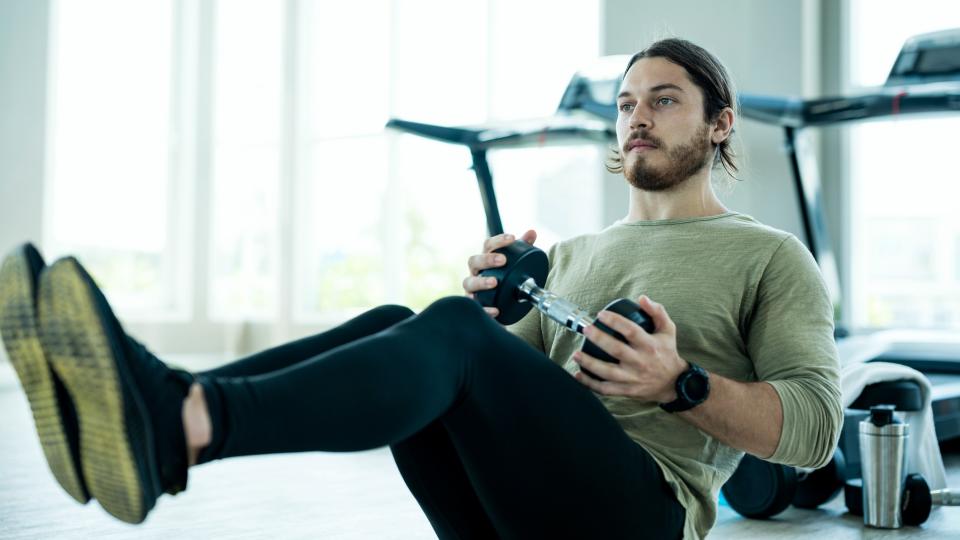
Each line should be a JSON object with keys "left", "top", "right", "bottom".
{"left": 615, "top": 57, "right": 714, "bottom": 192}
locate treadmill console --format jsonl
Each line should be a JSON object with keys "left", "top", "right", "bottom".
{"left": 886, "top": 28, "right": 960, "bottom": 86}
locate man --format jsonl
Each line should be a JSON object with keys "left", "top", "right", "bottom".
{"left": 465, "top": 37, "right": 842, "bottom": 538}
{"left": 0, "top": 38, "right": 840, "bottom": 539}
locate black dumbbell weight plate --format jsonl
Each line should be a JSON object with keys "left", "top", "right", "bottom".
{"left": 580, "top": 298, "right": 654, "bottom": 379}
{"left": 793, "top": 448, "right": 845, "bottom": 509}
{"left": 475, "top": 241, "right": 549, "bottom": 325}
{"left": 902, "top": 473, "right": 932, "bottom": 526}
{"left": 721, "top": 454, "right": 798, "bottom": 519}
{"left": 844, "top": 478, "right": 863, "bottom": 516}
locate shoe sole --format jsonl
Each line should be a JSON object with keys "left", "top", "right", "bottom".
{"left": 0, "top": 248, "right": 89, "bottom": 504}
{"left": 40, "top": 258, "right": 159, "bottom": 524}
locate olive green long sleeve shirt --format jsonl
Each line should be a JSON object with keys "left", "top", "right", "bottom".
{"left": 506, "top": 212, "right": 843, "bottom": 540}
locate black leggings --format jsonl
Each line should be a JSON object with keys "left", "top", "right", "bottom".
{"left": 196, "top": 296, "right": 685, "bottom": 539}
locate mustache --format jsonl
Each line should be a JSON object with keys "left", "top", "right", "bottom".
{"left": 624, "top": 130, "right": 664, "bottom": 151}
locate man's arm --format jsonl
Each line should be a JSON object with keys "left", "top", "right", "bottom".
{"left": 676, "top": 370, "right": 782, "bottom": 459}
{"left": 574, "top": 238, "right": 842, "bottom": 469}
{"left": 574, "top": 322, "right": 785, "bottom": 459}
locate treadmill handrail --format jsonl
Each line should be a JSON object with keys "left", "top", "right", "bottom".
{"left": 740, "top": 83, "right": 960, "bottom": 128}
{"left": 386, "top": 115, "right": 614, "bottom": 150}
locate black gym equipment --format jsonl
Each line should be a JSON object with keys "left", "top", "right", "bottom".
{"left": 385, "top": 54, "right": 622, "bottom": 238}
{"left": 845, "top": 473, "right": 960, "bottom": 526}
{"left": 721, "top": 379, "right": 922, "bottom": 519}
{"left": 472, "top": 239, "right": 654, "bottom": 378}
{"left": 386, "top": 27, "right": 960, "bottom": 519}
{"left": 719, "top": 28, "right": 960, "bottom": 519}
{"left": 735, "top": 28, "right": 960, "bottom": 444}
{"left": 720, "top": 448, "right": 847, "bottom": 519}
{"left": 384, "top": 114, "right": 613, "bottom": 238}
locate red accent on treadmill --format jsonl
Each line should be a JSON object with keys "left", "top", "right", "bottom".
{"left": 892, "top": 90, "right": 908, "bottom": 115}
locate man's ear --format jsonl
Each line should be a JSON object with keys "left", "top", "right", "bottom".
{"left": 711, "top": 107, "right": 735, "bottom": 144}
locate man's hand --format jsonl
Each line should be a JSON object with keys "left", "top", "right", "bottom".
{"left": 462, "top": 229, "right": 537, "bottom": 318}
{"left": 574, "top": 296, "right": 786, "bottom": 457}
{"left": 572, "top": 295, "right": 688, "bottom": 403}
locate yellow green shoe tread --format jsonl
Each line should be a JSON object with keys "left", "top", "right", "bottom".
{"left": 40, "top": 257, "right": 162, "bottom": 524}
{"left": 0, "top": 246, "right": 89, "bottom": 504}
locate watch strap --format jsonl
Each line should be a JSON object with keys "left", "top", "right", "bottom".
{"left": 659, "top": 362, "right": 709, "bottom": 413}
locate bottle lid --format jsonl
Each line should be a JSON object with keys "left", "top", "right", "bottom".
{"left": 869, "top": 404, "right": 900, "bottom": 427}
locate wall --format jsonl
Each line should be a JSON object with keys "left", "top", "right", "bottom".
{"left": 818, "top": 0, "right": 851, "bottom": 328}
{"left": 600, "top": 0, "right": 824, "bottom": 241}
{"left": 0, "top": 0, "right": 50, "bottom": 363}
{"left": 0, "top": 0, "right": 49, "bottom": 260}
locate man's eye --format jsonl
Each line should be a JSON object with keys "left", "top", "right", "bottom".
{"left": 619, "top": 103, "right": 635, "bottom": 112}
{"left": 656, "top": 97, "right": 675, "bottom": 106}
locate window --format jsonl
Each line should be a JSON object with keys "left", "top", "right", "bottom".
{"left": 846, "top": 0, "right": 960, "bottom": 330}
{"left": 208, "top": 0, "right": 283, "bottom": 319}
{"left": 45, "top": 0, "right": 600, "bottom": 346}
{"left": 293, "top": 0, "right": 601, "bottom": 322}
{"left": 45, "top": 0, "right": 185, "bottom": 319}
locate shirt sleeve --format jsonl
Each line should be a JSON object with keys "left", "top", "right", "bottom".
{"left": 746, "top": 235, "right": 843, "bottom": 469}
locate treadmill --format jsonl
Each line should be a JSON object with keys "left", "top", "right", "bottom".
{"left": 386, "top": 29, "right": 960, "bottom": 440}
{"left": 737, "top": 27, "right": 960, "bottom": 441}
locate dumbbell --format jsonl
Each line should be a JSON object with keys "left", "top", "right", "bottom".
{"left": 474, "top": 240, "right": 654, "bottom": 378}
{"left": 723, "top": 382, "right": 926, "bottom": 520}
{"left": 721, "top": 448, "right": 846, "bottom": 519}
{"left": 845, "top": 473, "right": 960, "bottom": 525}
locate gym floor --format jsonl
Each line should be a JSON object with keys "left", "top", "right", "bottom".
{"left": 2, "top": 360, "right": 958, "bottom": 539}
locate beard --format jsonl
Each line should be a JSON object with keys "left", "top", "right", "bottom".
{"left": 623, "top": 124, "right": 713, "bottom": 192}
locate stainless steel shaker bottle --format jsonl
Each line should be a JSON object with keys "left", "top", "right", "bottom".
{"left": 859, "top": 404, "right": 909, "bottom": 528}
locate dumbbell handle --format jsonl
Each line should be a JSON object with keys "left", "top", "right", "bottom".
{"left": 932, "top": 489, "right": 960, "bottom": 506}
{"left": 518, "top": 277, "right": 595, "bottom": 333}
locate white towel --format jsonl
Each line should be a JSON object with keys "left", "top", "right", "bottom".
{"left": 841, "top": 361, "right": 947, "bottom": 490}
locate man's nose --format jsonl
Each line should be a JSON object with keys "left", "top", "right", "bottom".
{"left": 629, "top": 104, "right": 652, "bottom": 130}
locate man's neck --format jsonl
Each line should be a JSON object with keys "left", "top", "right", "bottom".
{"left": 624, "top": 172, "right": 728, "bottom": 222}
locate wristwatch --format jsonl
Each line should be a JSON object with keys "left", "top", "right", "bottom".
{"left": 659, "top": 362, "right": 710, "bottom": 413}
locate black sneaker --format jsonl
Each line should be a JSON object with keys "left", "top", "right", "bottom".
{"left": 39, "top": 257, "right": 192, "bottom": 524}
{"left": 0, "top": 243, "right": 90, "bottom": 504}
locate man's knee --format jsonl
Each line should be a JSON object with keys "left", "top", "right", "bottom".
{"left": 417, "top": 297, "right": 499, "bottom": 349}
{"left": 416, "top": 296, "right": 506, "bottom": 364}
{"left": 421, "top": 296, "right": 487, "bottom": 323}
{"left": 370, "top": 304, "right": 416, "bottom": 325}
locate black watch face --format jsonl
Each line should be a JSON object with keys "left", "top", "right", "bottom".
{"left": 681, "top": 372, "right": 709, "bottom": 402}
